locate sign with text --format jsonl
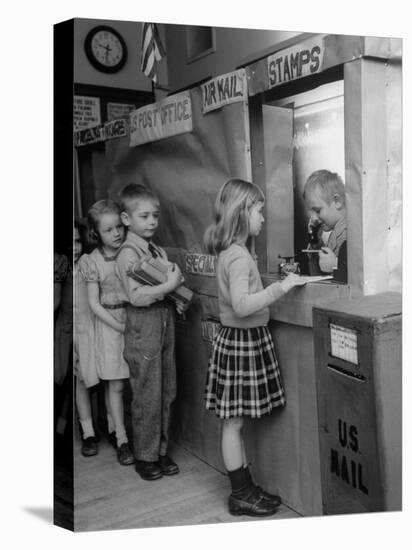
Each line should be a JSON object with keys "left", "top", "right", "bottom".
{"left": 267, "top": 37, "right": 325, "bottom": 89}
{"left": 74, "top": 118, "right": 128, "bottom": 147}
{"left": 74, "top": 96, "right": 101, "bottom": 131}
{"left": 129, "top": 91, "right": 192, "bottom": 146}
{"left": 184, "top": 253, "right": 216, "bottom": 276}
{"left": 107, "top": 102, "right": 136, "bottom": 121}
{"left": 201, "top": 69, "right": 248, "bottom": 114}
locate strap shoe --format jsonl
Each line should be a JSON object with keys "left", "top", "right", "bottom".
{"left": 228, "top": 487, "right": 279, "bottom": 517}
{"left": 117, "top": 443, "right": 135, "bottom": 466}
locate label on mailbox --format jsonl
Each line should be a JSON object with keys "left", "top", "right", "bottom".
{"left": 330, "top": 323, "right": 358, "bottom": 364}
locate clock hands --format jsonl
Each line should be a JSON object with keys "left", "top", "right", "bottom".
{"left": 97, "top": 42, "right": 112, "bottom": 53}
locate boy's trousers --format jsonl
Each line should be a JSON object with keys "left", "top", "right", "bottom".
{"left": 123, "top": 301, "right": 176, "bottom": 461}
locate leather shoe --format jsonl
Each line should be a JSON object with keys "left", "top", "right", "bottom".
{"left": 156, "top": 455, "right": 179, "bottom": 476}
{"left": 228, "top": 487, "right": 279, "bottom": 517}
{"left": 81, "top": 436, "right": 98, "bottom": 457}
{"left": 255, "top": 485, "right": 282, "bottom": 507}
{"left": 117, "top": 443, "right": 135, "bottom": 466}
{"left": 135, "top": 460, "right": 163, "bottom": 480}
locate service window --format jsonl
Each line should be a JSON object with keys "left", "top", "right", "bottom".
{"left": 250, "top": 75, "right": 345, "bottom": 277}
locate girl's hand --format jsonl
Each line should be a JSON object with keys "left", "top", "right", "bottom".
{"left": 280, "top": 273, "right": 306, "bottom": 292}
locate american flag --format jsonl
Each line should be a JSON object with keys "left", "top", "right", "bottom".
{"left": 140, "top": 23, "right": 166, "bottom": 83}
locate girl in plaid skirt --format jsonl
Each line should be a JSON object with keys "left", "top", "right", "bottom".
{"left": 204, "top": 178, "right": 306, "bottom": 517}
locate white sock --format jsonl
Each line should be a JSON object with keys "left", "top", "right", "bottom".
{"left": 56, "top": 416, "right": 67, "bottom": 435}
{"left": 80, "top": 418, "right": 95, "bottom": 439}
{"left": 115, "top": 426, "right": 128, "bottom": 447}
{"left": 107, "top": 413, "right": 115, "bottom": 434}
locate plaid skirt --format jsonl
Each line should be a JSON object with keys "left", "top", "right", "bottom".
{"left": 205, "top": 326, "right": 286, "bottom": 419}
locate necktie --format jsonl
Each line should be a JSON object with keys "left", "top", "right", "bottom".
{"left": 148, "top": 242, "right": 159, "bottom": 258}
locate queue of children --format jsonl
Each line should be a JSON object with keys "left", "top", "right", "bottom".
{"left": 55, "top": 169, "right": 346, "bottom": 517}
{"left": 54, "top": 186, "right": 186, "bottom": 478}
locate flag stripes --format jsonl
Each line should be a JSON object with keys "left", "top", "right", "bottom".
{"left": 140, "top": 23, "right": 166, "bottom": 83}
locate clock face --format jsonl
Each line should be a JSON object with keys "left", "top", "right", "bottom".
{"left": 85, "top": 26, "right": 128, "bottom": 73}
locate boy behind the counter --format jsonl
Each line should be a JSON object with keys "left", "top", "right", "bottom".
{"left": 116, "top": 183, "right": 183, "bottom": 481}
{"left": 303, "top": 169, "right": 347, "bottom": 276}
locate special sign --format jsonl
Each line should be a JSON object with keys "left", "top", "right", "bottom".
{"left": 184, "top": 253, "right": 216, "bottom": 276}
{"left": 267, "top": 37, "right": 325, "bottom": 89}
{"left": 129, "top": 91, "right": 192, "bottom": 146}
{"left": 201, "top": 69, "right": 248, "bottom": 114}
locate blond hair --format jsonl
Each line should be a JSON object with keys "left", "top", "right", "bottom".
{"left": 303, "top": 170, "right": 346, "bottom": 205}
{"left": 204, "top": 178, "right": 264, "bottom": 255}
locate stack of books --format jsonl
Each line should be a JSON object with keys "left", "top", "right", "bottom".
{"left": 127, "top": 257, "right": 193, "bottom": 310}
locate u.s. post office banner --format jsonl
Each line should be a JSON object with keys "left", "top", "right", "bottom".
{"left": 201, "top": 69, "right": 248, "bottom": 114}
{"left": 129, "top": 91, "right": 193, "bottom": 146}
{"left": 267, "top": 37, "right": 325, "bottom": 89}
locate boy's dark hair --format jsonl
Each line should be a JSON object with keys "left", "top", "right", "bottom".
{"left": 119, "top": 183, "right": 159, "bottom": 214}
{"left": 303, "top": 170, "right": 346, "bottom": 205}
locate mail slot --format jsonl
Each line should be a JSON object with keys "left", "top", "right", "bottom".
{"left": 313, "top": 292, "right": 402, "bottom": 514}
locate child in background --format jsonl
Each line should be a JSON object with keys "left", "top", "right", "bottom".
{"left": 204, "top": 178, "right": 306, "bottom": 517}
{"left": 74, "top": 221, "right": 100, "bottom": 457}
{"left": 54, "top": 237, "right": 75, "bottom": 440}
{"left": 79, "top": 200, "right": 134, "bottom": 466}
{"left": 116, "top": 184, "right": 183, "bottom": 481}
{"left": 303, "top": 170, "right": 347, "bottom": 275}
{"left": 54, "top": 251, "right": 69, "bottom": 314}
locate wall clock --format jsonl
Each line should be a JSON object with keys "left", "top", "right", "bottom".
{"left": 84, "top": 25, "right": 128, "bottom": 73}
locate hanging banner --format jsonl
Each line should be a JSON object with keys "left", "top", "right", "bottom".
{"left": 74, "top": 118, "right": 127, "bottom": 147}
{"left": 201, "top": 69, "right": 248, "bottom": 114}
{"left": 129, "top": 91, "right": 192, "bottom": 146}
{"left": 267, "top": 36, "right": 325, "bottom": 90}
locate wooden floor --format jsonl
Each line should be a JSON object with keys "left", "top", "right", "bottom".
{"left": 74, "top": 436, "right": 301, "bottom": 531}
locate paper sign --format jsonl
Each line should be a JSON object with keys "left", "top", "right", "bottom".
{"left": 201, "top": 69, "right": 248, "bottom": 114}
{"left": 330, "top": 323, "right": 358, "bottom": 365}
{"left": 74, "top": 118, "right": 127, "bottom": 147}
{"left": 267, "top": 37, "right": 325, "bottom": 89}
{"left": 74, "top": 96, "right": 101, "bottom": 131}
{"left": 107, "top": 102, "right": 136, "bottom": 121}
{"left": 129, "top": 91, "right": 192, "bottom": 146}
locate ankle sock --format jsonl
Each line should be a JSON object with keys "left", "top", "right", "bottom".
{"left": 80, "top": 418, "right": 95, "bottom": 439}
{"left": 228, "top": 466, "right": 251, "bottom": 497}
{"left": 115, "top": 426, "right": 128, "bottom": 447}
{"left": 107, "top": 413, "right": 114, "bottom": 434}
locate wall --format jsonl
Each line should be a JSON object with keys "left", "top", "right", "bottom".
{"left": 74, "top": 18, "right": 167, "bottom": 91}
{"left": 165, "top": 24, "right": 302, "bottom": 92}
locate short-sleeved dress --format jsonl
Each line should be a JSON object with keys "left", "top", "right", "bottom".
{"left": 79, "top": 248, "right": 129, "bottom": 380}
{"left": 54, "top": 253, "right": 72, "bottom": 385}
{"left": 74, "top": 263, "right": 99, "bottom": 388}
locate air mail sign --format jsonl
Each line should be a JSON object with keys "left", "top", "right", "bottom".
{"left": 129, "top": 91, "right": 192, "bottom": 146}
{"left": 267, "top": 37, "right": 325, "bottom": 89}
{"left": 201, "top": 69, "right": 248, "bottom": 114}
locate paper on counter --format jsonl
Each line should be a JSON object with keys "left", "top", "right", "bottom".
{"left": 298, "top": 275, "right": 333, "bottom": 283}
